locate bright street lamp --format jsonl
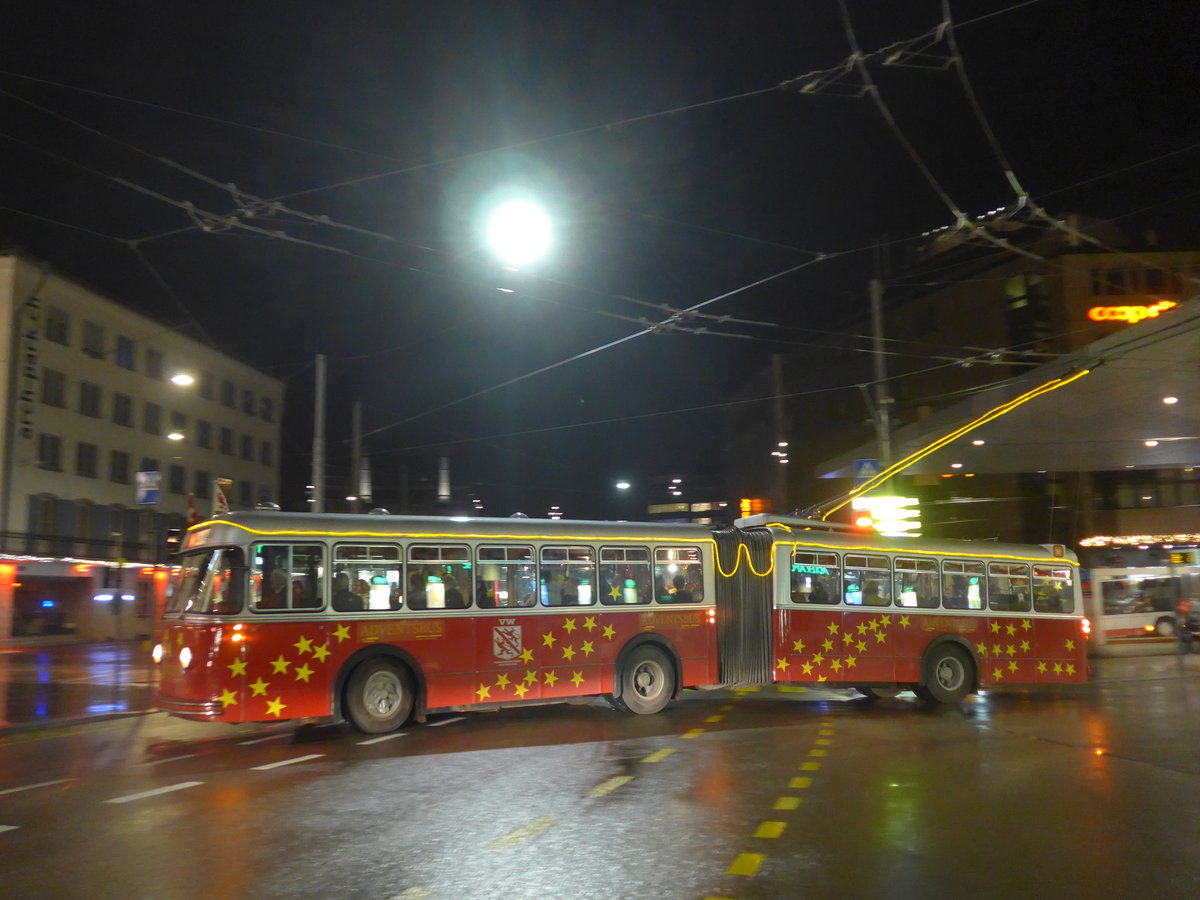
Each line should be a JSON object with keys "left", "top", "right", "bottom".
{"left": 485, "top": 199, "right": 553, "bottom": 266}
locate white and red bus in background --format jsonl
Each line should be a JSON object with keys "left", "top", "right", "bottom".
{"left": 155, "top": 510, "right": 1088, "bottom": 733}
{"left": 1079, "top": 543, "right": 1200, "bottom": 641}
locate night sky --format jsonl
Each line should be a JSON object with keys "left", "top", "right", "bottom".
{"left": 2, "top": 1, "right": 1198, "bottom": 517}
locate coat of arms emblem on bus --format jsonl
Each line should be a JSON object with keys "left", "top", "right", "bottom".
{"left": 492, "top": 624, "right": 522, "bottom": 661}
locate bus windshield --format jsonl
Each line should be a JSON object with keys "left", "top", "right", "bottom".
{"left": 166, "top": 548, "right": 244, "bottom": 615}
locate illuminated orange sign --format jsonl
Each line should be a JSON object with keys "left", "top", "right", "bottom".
{"left": 1087, "top": 300, "right": 1177, "bottom": 324}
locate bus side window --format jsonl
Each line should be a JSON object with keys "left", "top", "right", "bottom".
{"left": 942, "top": 560, "right": 985, "bottom": 610}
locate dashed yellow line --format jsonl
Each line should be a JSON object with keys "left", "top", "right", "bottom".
{"left": 727, "top": 853, "right": 764, "bottom": 876}
{"left": 754, "top": 821, "right": 787, "bottom": 838}
{"left": 772, "top": 796, "right": 801, "bottom": 811}
{"left": 808, "top": 748, "right": 827, "bottom": 757}
{"left": 705, "top": 714, "right": 724, "bottom": 723}
{"left": 789, "top": 776, "right": 813, "bottom": 789}
{"left": 586, "top": 776, "right": 633, "bottom": 798}
{"left": 800, "top": 761, "right": 821, "bottom": 771}
{"left": 642, "top": 747, "right": 675, "bottom": 763}
{"left": 681, "top": 728, "right": 705, "bottom": 739}
{"left": 487, "top": 816, "right": 558, "bottom": 850}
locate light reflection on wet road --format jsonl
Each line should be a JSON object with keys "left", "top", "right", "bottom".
{"left": 0, "top": 651, "right": 1198, "bottom": 898}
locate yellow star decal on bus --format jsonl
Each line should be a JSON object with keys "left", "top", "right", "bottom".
{"left": 990, "top": 621, "right": 1001, "bottom": 634}
{"left": 822, "top": 638, "right": 834, "bottom": 652}
{"left": 777, "top": 658, "right": 790, "bottom": 672}
{"left": 562, "top": 645, "right": 576, "bottom": 661}
{"left": 1053, "top": 662, "right": 1063, "bottom": 674}
{"left": 993, "top": 667, "right": 1004, "bottom": 680}
{"left": 524, "top": 670, "right": 538, "bottom": 684}
{"left": 898, "top": 616, "right": 911, "bottom": 628}
{"left": 1021, "top": 619, "right": 1032, "bottom": 631}
{"left": 563, "top": 618, "right": 577, "bottom": 633}
{"left": 570, "top": 671, "right": 585, "bottom": 687}
{"left": 602, "top": 624, "right": 616, "bottom": 640}
{"left": 311, "top": 644, "right": 331, "bottom": 664}
{"left": 581, "top": 641, "right": 595, "bottom": 656}
{"left": 293, "top": 636, "right": 313, "bottom": 655}
{"left": 227, "top": 659, "right": 247, "bottom": 678}
{"left": 544, "top": 671, "right": 559, "bottom": 687}
{"left": 1006, "top": 645, "right": 1016, "bottom": 657}
{"left": 519, "top": 648, "right": 534, "bottom": 663}
{"left": 496, "top": 673, "right": 511, "bottom": 689}
{"left": 867, "top": 619, "right": 880, "bottom": 631}
{"left": 1008, "top": 660, "right": 1019, "bottom": 673}
{"left": 977, "top": 642, "right": 989, "bottom": 655}
{"left": 609, "top": 585, "right": 622, "bottom": 601}
{"left": 812, "top": 652, "right": 825, "bottom": 665}
{"left": 333, "top": 624, "right": 351, "bottom": 643}
{"left": 1065, "top": 664, "right": 1075, "bottom": 676}
{"left": 542, "top": 632, "right": 557, "bottom": 648}
{"left": 873, "top": 631, "right": 887, "bottom": 644}
{"left": 513, "top": 683, "right": 529, "bottom": 698}
{"left": 801, "top": 662, "right": 813, "bottom": 675}
{"left": 1037, "top": 661, "right": 1047, "bottom": 673}
{"left": 856, "top": 622, "right": 869, "bottom": 635}
{"left": 1020, "top": 640, "right": 1031, "bottom": 652}
{"left": 218, "top": 688, "right": 238, "bottom": 708}
{"left": 856, "top": 640, "right": 867, "bottom": 653}
{"left": 845, "top": 656, "right": 857, "bottom": 668}
{"left": 476, "top": 684, "right": 492, "bottom": 701}
{"left": 1065, "top": 639, "right": 1076, "bottom": 651}
{"left": 793, "top": 638, "right": 806, "bottom": 653}
{"left": 294, "top": 664, "right": 314, "bottom": 683}
{"left": 270, "top": 655, "right": 291, "bottom": 674}
{"left": 992, "top": 643, "right": 1003, "bottom": 656}
{"left": 842, "top": 632, "right": 855, "bottom": 646}
{"left": 584, "top": 616, "right": 597, "bottom": 631}
{"left": 817, "top": 675, "right": 827, "bottom": 682}
{"left": 826, "top": 622, "right": 839, "bottom": 635}
{"left": 1005, "top": 623, "right": 1016, "bottom": 636}
{"left": 266, "top": 697, "right": 286, "bottom": 717}
{"left": 829, "top": 659, "right": 842, "bottom": 672}
{"left": 250, "top": 677, "right": 269, "bottom": 697}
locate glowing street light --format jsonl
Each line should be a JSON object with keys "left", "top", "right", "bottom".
{"left": 170, "top": 373, "right": 195, "bottom": 386}
{"left": 485, "top": 199, "right": 553, "bottom": 267}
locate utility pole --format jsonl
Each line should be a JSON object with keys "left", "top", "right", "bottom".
{"left": 311, "top": 354, "right": 326, "bottom": 513}
{"left": 350, "top": 400, "right": 362, "bottom": 513}
{"left": 870, "top": 278, "right": 892, "bottom": 468}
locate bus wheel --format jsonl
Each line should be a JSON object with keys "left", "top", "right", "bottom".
{"left": 612, "top": 646, "right": 674, "bottom": 715}
{"left": 345, "top": 658, "right": 413, "bottom": 733}
{"left": 922, "top": 645, "right": 973, "bottom": 704}
{"left": 1155, "top": 616, "right": 1177, "bottom": 637}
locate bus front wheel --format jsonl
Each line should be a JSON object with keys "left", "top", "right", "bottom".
{"left": 610, "top": 645, "right": 674, "bottom": 715}
{"left": 920, "top": 644, "right": 973, "bottom": 704}
{"left": 345, "top": 658, "right": 413, "bottom": 733}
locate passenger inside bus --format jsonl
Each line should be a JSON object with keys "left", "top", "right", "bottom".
{"left": 332, "top": 572, "right": 364, "bottom": 611}
{"left": 258, "top": 570, "right": 288, "bottom": 609}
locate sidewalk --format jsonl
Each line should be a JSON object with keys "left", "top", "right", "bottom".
{"left": 2, "top": 639, "right": 1199, "bottom": 734}
{"left": 0, "top": 640, "right": 158, "bottom": 733}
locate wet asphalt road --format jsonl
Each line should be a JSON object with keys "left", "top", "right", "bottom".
{"left": 1, "top": 644, "right": 1199, "bottom": 899}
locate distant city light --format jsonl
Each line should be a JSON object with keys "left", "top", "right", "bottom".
{"left": 971, "top": 439, "right": 985, "bottom": 446}
{"left": 166, "top": 432, "right": 185, "bottom": 441}
{"left": 1144, "top": 440, "right": 1159, "bottom": 447}
{"left": 486, "top": 199, "right": 552, "bottom": 266}
{"left": 951, "top": 462, "right": 963, "bottom": 469}
{"left": 615, "top": 481, "right": 631, "bottom": 490}
{"left": 1162, "top": 395, "right": 1179, "bottom": 405}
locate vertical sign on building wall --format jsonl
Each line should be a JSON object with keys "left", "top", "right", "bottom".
{"left": 135, "top": 471, "right": 161, "bottom": 505}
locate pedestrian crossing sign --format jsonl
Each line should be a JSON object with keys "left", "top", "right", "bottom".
{"left": 854, "top": 459, "right": 880, "bottom": 484}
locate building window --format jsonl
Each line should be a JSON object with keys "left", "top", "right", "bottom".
{"left": 139, "top": 457, "right": 159, "bottom": 476}
{"left": 1105, "top": 268, "right": 1128, "bottom": 295}
{"left": 76, "top": 441, "right": 99, "bottom": 478}
{"left": 240, "top": 434, "right": 254, "bottom": 461}
{"left": 41, "top": 368, "right": 66, "bottom": 408}
{"left": 259, "top": 441, "right": 272, "bottom": 467}
{"left": 220, "top": 379, "right": 235, "bottom": 407}
{"left": 79, "top": 382, "right": 102, "bottom": 418}
{"left": 219, "top": 427, "right": 233, "bottom": 455}
{"left": 171, "top": 411, "right": 187, "bottom": 434}
{"left": 196, "top": 420, "right": 212, "bottom": 449}
{"left": 146, "top": 347, "right": 164, "bottom": 380}
{"left": 199, "top": 370, "right": 213, "bottom": 400}
{"left": 239, "top": 480, "right": 252, "bottom": 506}
{"left": 115, "top": 335, "right": 135, "bottom": 370}
{"left": 242, "top": 388, "right": 255, "bottom": 415}
{"left": 113, "top": 392, "right": 134, "bottom": 427}
{"left": 46, "top": 307, "right": 69, "bottom": 345}
{"left": 168, "top": 464, "right": 186, "bottom": 495}
{"left": 82, "top": 321, "right": 105, "bottom": 359}
{"left": 110, "top": 450, "right": 131, "bottom": 484}
{"left": 143, "top": 401, "right": 162, "bottom": 435}
{"left": 193, "top": 470, "right": 210, "bottom": 499}
{"left": 260, "top": 396, "right": 275, "bottom": 423}
{"left": 37, "top": 434, "right": 62, "bottom": 471}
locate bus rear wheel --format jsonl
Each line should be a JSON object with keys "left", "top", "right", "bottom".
{"left": 921, "top": 644, "right": 973, "bottom": 704}
{"left": 345, "top": 658, "right": 413, "bottom": 733}
{"left": 610, "top": 645, "right": 674, "bottom": 715}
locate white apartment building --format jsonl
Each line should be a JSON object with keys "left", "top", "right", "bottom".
{"left": 0, "top": 254, "right": 284, "bottom": 644}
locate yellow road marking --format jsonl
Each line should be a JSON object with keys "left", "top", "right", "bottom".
{"left": 815, "top": 738, "right": 831, "bottom": 746}
{"left": 488, "top": 816, "right": 559, "bottom": 850}
{"left": 642, "top": 748, "right": 675, "bottom": 763}
{"left": 819, "top": 728, "right": 834, "bottom": 735}
{"left": 705, "top": 715, "right": 724, "bottom": 723}
{"left": 800, "top": 761, "right": 821, "bottom": 771}
{"left": 719, "top": 704, "right": 734, "bottom": 711}
{"left": 681, "top": 728, "right": 705, "bottom": 739}
{"left": 789, "top": 776, "right": 813, "bottom": 789}
{"left": 773, "top": 796, "right": 801, "bottom": 810}
{"left": 727, "top": 853, "right": 764, "bottom": 876}
{"left": 754, "top": 821, "right": 787, "bottom": 838}
{"left": 808, "top": 748, "right": 827, "bottom": 757}
{"left": 587, "top": 776, "right": 633, "bottom": 798}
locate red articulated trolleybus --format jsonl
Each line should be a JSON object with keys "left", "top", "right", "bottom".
{"left": 154, "top": 510, "right": 1088, "bottom": 733}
